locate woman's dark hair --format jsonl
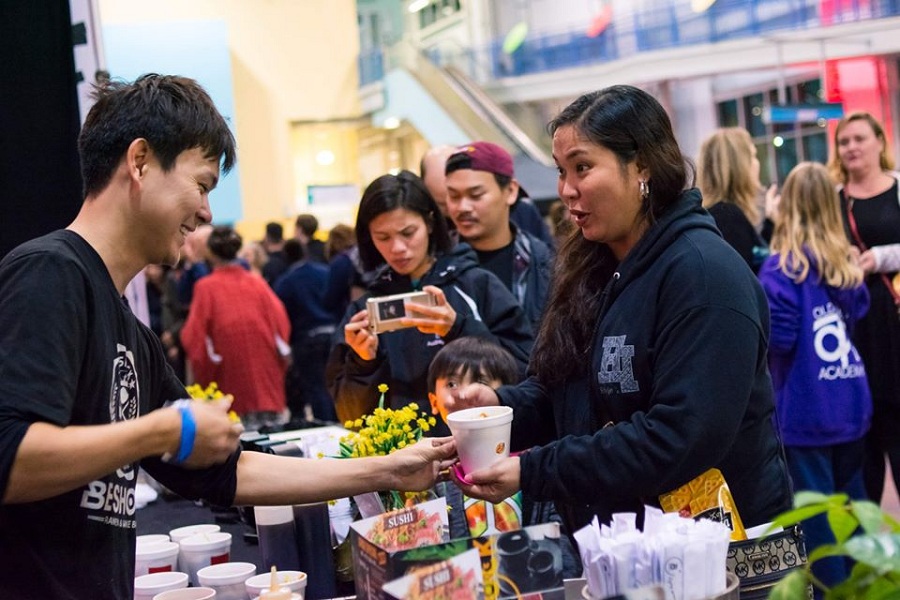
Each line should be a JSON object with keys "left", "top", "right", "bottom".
{"left": 533, "top": 85, "right": 692, "bottom": 383}
{"left": 427, "top": 337, "right": 520, "bottom": 393}
{"left": 355, "top": 170, "right": 452, "bottom": 272}
{"left": 207, "top": 226, "right": 243, "bottom": 261}
{"left": 79, "top": 74, "right": 237, "bottom": 198}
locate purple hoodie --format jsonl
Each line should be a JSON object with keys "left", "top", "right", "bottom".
{"left": 758, "top": 252, "right": 872, "bottom": 446}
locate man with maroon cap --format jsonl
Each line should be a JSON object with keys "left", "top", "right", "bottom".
{"left": 445, "top": 141, "right": 553, "bottom": 332}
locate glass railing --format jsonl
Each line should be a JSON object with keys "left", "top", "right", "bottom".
{"left": 424, "top": 0, "right": 900, "bottom": 82}
{"left": 358, "top": 49, "right": 384, "bottom": 87}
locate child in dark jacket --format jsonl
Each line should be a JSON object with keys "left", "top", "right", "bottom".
{"left": 427, "top": 337, "right": 580, "bottom": 577}
{"left": 758, "top": 161, "right": 871, "bottom": 592}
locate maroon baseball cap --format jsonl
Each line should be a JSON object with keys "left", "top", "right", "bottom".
{"left": 445, "top": 141, "right": 515, "bottom": 178}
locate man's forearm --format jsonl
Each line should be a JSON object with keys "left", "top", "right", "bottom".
{"left": 2, "top": 410, "right": 179, "bottom": 504}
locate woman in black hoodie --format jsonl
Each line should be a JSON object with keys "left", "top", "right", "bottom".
{"left": 451, "top": 85, "right": 792, "bottom": 534}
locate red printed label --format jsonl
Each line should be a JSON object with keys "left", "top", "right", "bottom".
{"left": 148, "top": 565, "right": 173, "bottom": 574}
{"left": 210, "top": 552, "right": 230, "bottom": 565}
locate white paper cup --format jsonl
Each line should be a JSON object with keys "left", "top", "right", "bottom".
{"left": 446, "top": 405, "right": 513, "bottom": 474}
{"left": 245, "top": 571, "right": 307, "bottom": 599}
{"left": 134, "top": 571, "right": 189, "bottom": 600}
{"left": 135, "top": 541, "right": 180, "bottom": 577}
{"left": 152, "top": 587, "right": 217, "bottom": 600}
{"left": 179, "top": 532, "right": 232, "bottom": 587}
{"left": 197, "top": 562, "right": 257, "bottom": 600}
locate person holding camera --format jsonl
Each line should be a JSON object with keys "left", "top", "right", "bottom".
{"left": 325, "top": 171, "right": 533, "bottom": 435}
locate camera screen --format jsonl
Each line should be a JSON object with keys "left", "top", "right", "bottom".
{"left": 377, "top": 298, "right": 406, "bottom": 321}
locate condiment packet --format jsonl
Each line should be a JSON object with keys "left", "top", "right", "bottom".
{"left": 575, "top": 507, "right": 731, "bottom": 600}
{"left": 658, "top": 468, "right": 747, "bottom": 540}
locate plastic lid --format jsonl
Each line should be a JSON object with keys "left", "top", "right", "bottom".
{"left": 134, "top": 571, "right": 189, "bottom": 590}
{"left": 179, "top": 531, "right": 232, "bottom": 551}
{"left": 135, "top": 540, "right": 180, "bottom": 559}
{"left": 197, "top": 562, "right": 256, "bottom": 585}
{"left": 169, "top": 524, "right": 220, "bottom": 542}
{"left": 253, "top": 505, "right": 295, "bottom": 526}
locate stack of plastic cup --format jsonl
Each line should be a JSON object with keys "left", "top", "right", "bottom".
{"left": 178, "top": 531, "right": 233, "bottom": 587}
{"left": 135, "top": 540, "right": 180, "bottom": 577}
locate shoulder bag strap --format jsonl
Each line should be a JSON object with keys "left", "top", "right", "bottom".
{"left": 845, "top": 196, "right": 900, "bottom": 311}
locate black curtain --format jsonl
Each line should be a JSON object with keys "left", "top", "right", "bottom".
{"left": 0, "top": 0, "right": 83, "bottom": 257}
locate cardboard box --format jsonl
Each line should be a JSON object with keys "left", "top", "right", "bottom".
{"left": 350, "top": 502, "right": 565, "bottom": 600}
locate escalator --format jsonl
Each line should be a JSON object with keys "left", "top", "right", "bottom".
{"left": 373, "top": 43, "right": 559, "bottom": 202}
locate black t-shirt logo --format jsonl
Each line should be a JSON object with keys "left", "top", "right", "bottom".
{"left": 109, "top": 343, "right": 139, "bottom": 423}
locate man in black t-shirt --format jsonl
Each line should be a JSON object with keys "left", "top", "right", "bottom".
{"left": 0, "top": 74, "right": 454, "bottom": 600}
{"left": 445, "top": 142, "right": 553, "bottom": 333}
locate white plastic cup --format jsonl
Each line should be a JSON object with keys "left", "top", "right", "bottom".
{"left": 197, "top": 562, "right": 257, "bottom": 600}
{"left": 169, "top": 524, "right": 221, "bottom": 544}
{"left": 179, "top": 531, "right": 233, "bottom": 587}
{"left": 137, "top": 534, "right": 171, "bottom": 546}
{"left": 152, "top": 587, "right": 217, "bottom": 600}
{"left": 245, "top": 571, "right": 307, "bottom": 599}
{"left": 134, "top": 571, "right": 189, "bottom": 600}
{"left": 169, "top": 524, "right": 222, "bottom": 572}
{"left": 446, "top": 405, "right": 513, "bottom": 474}
{"left": 135, "top": 541, "right": 180, "bottom": 577}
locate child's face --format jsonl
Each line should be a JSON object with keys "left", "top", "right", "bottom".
{"left": 428, "top": 368, "right": 503, "bottom": 424}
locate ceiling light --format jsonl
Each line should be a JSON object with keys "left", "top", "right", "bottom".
{"left": 315, "top": 150, "right": 335, "bottom": 166}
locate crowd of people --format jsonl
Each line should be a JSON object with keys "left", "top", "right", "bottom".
{"left": 1, "top": 72, "right": 898, "bottom": 598}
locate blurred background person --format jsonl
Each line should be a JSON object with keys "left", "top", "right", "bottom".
{"left": 261, "top": 221, "right": 288, "bottom": 286}
{"left": 239, "top": 240, "right": 269, "bottom": 278}
{"left": 548, "top": 199, "right": 575, "bottom": 249}
{"left": 697, "top": 127, "right": 776, "bottom": 273}
{"left": 831, "top": 111, "right": 900, "bottom": 504}
{"left": 759, "top": 162, "right": 871, "bottom": 591}
{"left": 325, "top": 171, "right": 533, "bottom": 435}
{"left": 322, "top": 223, "right": 366, "bottom": 322}
{"left": 182, "top": 226, "right": 291, "bottom": 430}
{"left": 420, "top": 144, "right": 458, "bottom": 218}
{"left": 275, "top": 236, "right": 338, "bottom": 423}
{"left": 295, "top": 213, "right": 328, "bottom": 264}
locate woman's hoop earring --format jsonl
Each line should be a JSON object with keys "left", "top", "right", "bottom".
{"left": 639, "top": 179, "right": 649, "bottom": 200}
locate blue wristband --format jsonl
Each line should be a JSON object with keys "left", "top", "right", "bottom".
{"left": 173, "top": 404, "right": 197, "bottom": 464}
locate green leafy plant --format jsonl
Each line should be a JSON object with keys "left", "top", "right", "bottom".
{"left": 769, "top": 491, "right": 900, "bottom": 599}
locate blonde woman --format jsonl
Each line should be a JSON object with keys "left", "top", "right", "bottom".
{"left": 830, "top": 111, "right": 900, "bottom": 504}
{"left": 698, "top": 127, "right": 775, "bottom": 272}
{"left": 758, "top": 162, "right": 871, "bottom": 591}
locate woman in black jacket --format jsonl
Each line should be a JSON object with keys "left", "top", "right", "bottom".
{"left": 449, "top": 86, "right": 792, "bottom": 534}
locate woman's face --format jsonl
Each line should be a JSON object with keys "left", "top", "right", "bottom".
{"left": 837, "top": 119, "right": 884, "bottom": 176}
{"left": 369, "top": 208, "right": 433, "bottom": 280}
{"left": 553, "top": 124, "right": 648, "bottom": 260}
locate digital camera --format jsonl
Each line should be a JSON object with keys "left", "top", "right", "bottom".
{"left": 366, "top": 291, "right": 435, "bottom": 334}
